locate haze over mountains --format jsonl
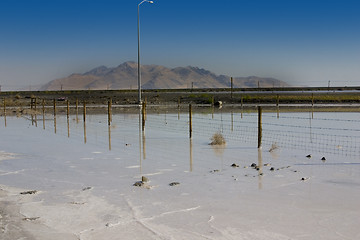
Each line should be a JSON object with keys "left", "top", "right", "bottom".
{"left": 40, "top": 61, "right": 290, "bottom": 90}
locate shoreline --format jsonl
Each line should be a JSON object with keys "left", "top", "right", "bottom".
{"left": 0, "top": 185, "right": 79, "bottom": 240}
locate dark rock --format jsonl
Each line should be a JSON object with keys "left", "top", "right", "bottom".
{"left": 321, "top": 157, "right": 326, "bottom": 161}
{"left": 250, "top": 163, "right": 257, "bottom": 168}
{"left": 270, "top": 167, "right": 275, "bottom": 171}
{"left": 169, "top": 182, "right": 180, "bottom": 186}
{"left": 306, "top": 154, "right": 312, "bottom": 158}
{"left": 231, "top": 163, "right": 239, "bottom": 168}
{"left": 133, "top": 181, "right": 144, "bottom": 187}
{"left": 82, "top": 187, "right": 92, "bottom": 191}
{"left": 20, "top": 190, "right": 37, "bottom": 195}
{"left": 142, "top": 176, "right": 149, "bottom": 182}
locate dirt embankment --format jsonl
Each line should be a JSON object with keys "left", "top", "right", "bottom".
{"left": 0, "top": 89, "right": 359, "bottom": 109}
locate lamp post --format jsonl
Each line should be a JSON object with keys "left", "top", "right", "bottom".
{"left": 138, "top": 0, "right": 154, "bottom": 104}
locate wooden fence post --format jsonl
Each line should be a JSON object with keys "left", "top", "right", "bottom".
{"left": 258, "top": 106, "right": 262, "bottom": 148}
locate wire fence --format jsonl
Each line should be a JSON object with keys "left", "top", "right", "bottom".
{"left": 5, "top": 105, "right": 360, "bottom": 158}
{"left": 143, "top": 109, "right": 360, "bottom": 157}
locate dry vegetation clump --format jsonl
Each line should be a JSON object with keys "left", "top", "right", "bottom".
{"left": 209, "top": 132, "right": 226, "bottom": 145}
{"left": 269, "top": 142, "right": 279, "bottom": 152}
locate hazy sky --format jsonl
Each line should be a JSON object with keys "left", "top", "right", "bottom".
{"left": 1, "top": 0, "right": 359, "bottom": 90}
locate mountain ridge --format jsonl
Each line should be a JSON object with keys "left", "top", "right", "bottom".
{"left": 40, "top": 61, "right": 290, "bottom": 90}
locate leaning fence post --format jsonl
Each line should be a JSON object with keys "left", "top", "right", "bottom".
{"left": 258, "top": 106, "right": 262, "bottom": 148}
{"left": 189, "top": 104, "right": 192, "bottom": 139}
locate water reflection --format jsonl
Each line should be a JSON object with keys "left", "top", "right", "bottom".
{"left": 83, "top": 102, "right": 86, "bottom": 143}
{"left": 14, "top": 105, "right": 360, "bottom": 160}
{"left": 142, "top": 130, "right": 146, "bottom": 160}
{"left": 189, "top": 138, "right": 193, "bottom": 172}
{"left": 54, "top": 116, "right": 57, "bottom": 134}
{"left": 67, "top": 115, "right": 70, "bottom": 138}
{"left": 258, "top": 148, "right": 263, "bottom": 190}
{"left": 108, "top": 125, "right": 111, "bottom": 151}
{"left": 231, "top": 111, "right": 234, "bottom": 132}
{"left": 83, "top": 121, "right": 87, "bottom": 144}
{"left": 211, "top": 145, "right": 225, "bottom": 170}
{"left": 42, "top": 100, "right": 45, "bottom": 130}
{"left": 138, "top": 107, "right": 142, "bottom": 174}
{"left": 3, "top": 98, "right": 6, "bottom": 127}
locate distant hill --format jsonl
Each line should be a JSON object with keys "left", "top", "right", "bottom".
{"left": 40, "top": 61, "right": 290, "bottom": 90}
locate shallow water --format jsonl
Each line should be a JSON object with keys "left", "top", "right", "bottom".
{"left": 1, "top": 107, "right": 360, "bottom": 239}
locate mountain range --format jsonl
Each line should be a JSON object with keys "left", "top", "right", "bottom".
{"left": 40, "top": 61, "right": 290, "bottom": 90}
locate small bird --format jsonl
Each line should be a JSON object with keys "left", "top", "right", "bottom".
{"left": 306, "top": 154, "right": 312, "bottom": 158}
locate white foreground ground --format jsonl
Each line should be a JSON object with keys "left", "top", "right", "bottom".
{"left": 1, "top": 112, "right": 360, "bottom": 240}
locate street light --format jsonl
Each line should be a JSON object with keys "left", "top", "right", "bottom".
{"left": 138, "top": 0, "right": 154, "bottom": 104}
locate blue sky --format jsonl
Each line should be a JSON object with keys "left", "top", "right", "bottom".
{"left": 0, "top": 0, "right": 359, "bottom": 90}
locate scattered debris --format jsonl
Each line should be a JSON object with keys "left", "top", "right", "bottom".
{"left": 141, "top": 176, "right": 149, "bottom": 183}
{"left": 23, "top": 217, "right": 40, "bottom": 221}
{"left": 133, "top": 177, "right": 152, "bottom": 189}
{"left": 209, "top": 132, "right": 226, "bottom": 145}
{"left": 214, "top": 101, "right": 222, "bottom": 108}
{"left": 231, "top": 163, "right": 239, "bottom": 168}
{"left": 20, "top": 190, "right": 37, "bottom": 195}
{"left": 169, "top": 182, "right": 180, "bottom": 186}
{"left": 69, "top": 201, "right": 86, "bottom": 205}
{"left": 82, "top": 187, "right": 92, "bottom": 191}
{"left": 264, "top": 163, "right": 271, "bottom": 167}
{"left": 133, "top": 181, "right": 144, "bottom": 187}
{"left": 210, "top": 169, "right": 220, "bottom": 173}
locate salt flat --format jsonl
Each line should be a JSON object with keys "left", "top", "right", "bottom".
{"left": 1, "top": 110, "right": 359, "bottom": 239}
